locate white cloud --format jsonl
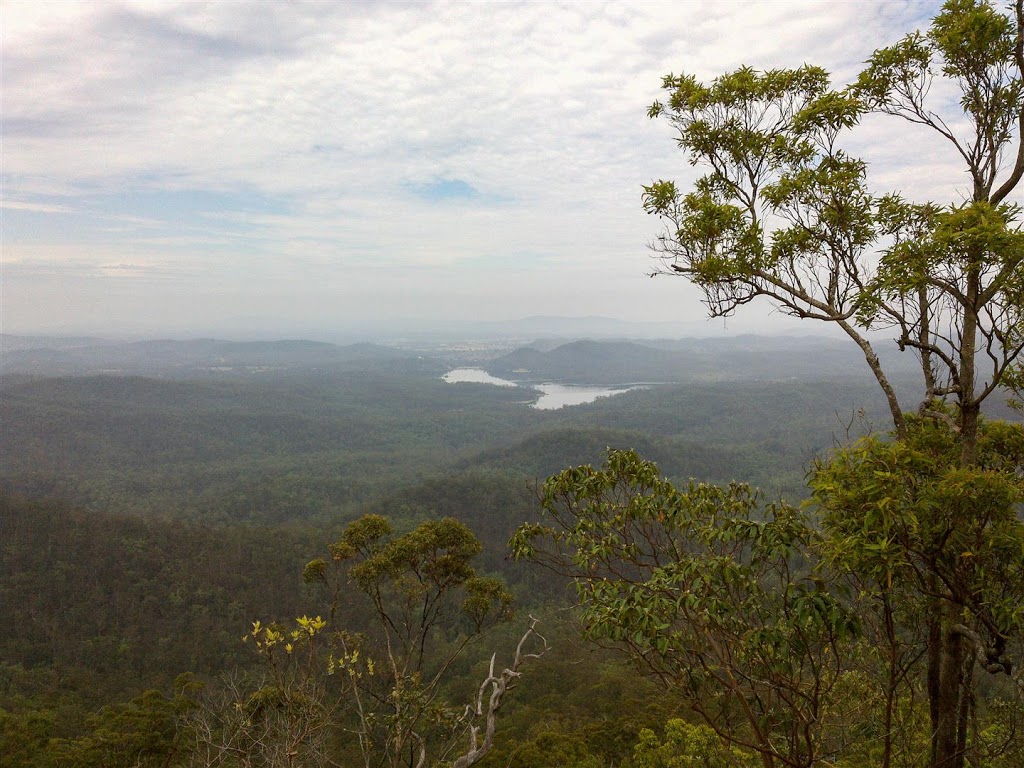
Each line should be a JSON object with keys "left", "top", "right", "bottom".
{"left": 0, "top": 200, "right": 75, "bottom": 213}
{"left": 3, "top": 0, "right": 1013, "bottom": 336}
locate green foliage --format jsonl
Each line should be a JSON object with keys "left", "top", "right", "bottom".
{"left": 0, "top": 493, "right": 319, "bottom": 691}
{"left": 512, "top": 442, "right": 1024, "bottom": 767}
{"left": 633, "top": 719, "right": 757, "bottom": 768}
{"left": 0, "top": 346, "right": 917, "bottom": 530}
{"left": 0, "top": 706, "right": 53, "bottom": 768}
{"left": 312, "top": 515, "right": 514, "bottom": 664}
{"left": 858, "top": 0, "right": 1022, "bottom": 163}
{"left": 813, "top": 415, "right": 1024, "bottom": 662}
{"left": 512, "top": 449, "right": 861, "bottom": 767}
{"left": 0, "top": 369, "right": 545, "bottom": 524}
{"left": 643, "top": 61, "right": 879, "bottom": 325}
{"left": 645, "top": 0, "right": 1023, "bottom": 446}
{"left": 45, "top": 679, "right": 197, "bottom": 768}
{"left": 646, "top": 3, "right": 1024, "bottom": 765}
{"left": 294, "top": 516, "right": 521, "bottom": 768}
{"left": 348, "top": 516, "right": 481, "bottom": 593}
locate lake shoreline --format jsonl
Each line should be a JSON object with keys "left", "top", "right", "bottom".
{"left": 442, "top": 368, "right": 644, "bottom": 410}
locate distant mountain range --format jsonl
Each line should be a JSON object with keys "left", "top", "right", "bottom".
{"left": 470, "top": 315, "right": 691, "bottom": 338}
{"left": 2, "top": 330, "right": 923, "bottom": 386}
{"left": 487, "top": 335, "right": 921, "bottom": 386}
{"left": 0, "top": 336, "right": 412, "bottom": 377}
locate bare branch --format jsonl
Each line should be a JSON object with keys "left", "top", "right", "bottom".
{"left": 451, "top": 617, "right": 548, "bottom": 768}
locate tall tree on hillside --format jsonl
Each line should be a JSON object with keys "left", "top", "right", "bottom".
{"left": 511, "top": 449, "right": 859, "bottom": 768}
{"left": 183, "top": 516, "right": 544, "bottom": 768}
{"left": 643, "top": 0, "right": 1023, "bottom": 446}
{"left": 634, "top": 2, "right": 1024, "bottom": 767}
{"left": 303, "top": 515, "right": 527, "bottom": 768}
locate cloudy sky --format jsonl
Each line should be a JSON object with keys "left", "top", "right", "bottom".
{"left": 2, "top": 1, "right": 976, "bottom": 339}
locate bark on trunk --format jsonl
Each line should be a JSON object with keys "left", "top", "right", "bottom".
{"left": 934, "top": 608, "right": 967, "bottom": 768}
{"left": 928, "top": 262, "right": 981, "bottom": 768}
{"left": 927, "top": 594, "right": 942, "bottom": 767}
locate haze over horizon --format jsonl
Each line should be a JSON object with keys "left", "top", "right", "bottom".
{"left": 3, "top": 1, "right": 971, "bottom": 337}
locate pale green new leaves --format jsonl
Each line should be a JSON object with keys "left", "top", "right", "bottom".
{"left": 634, "top": 719, "right": 757, "bottom": 768}
{"left": 858, "top": 0, "right": 1022, "bottom": 202}
{"left": 643, "top": 64, "right": 879, "bottom": 323}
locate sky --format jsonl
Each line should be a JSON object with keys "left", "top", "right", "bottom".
{"left": 0, "top": 0, "right": 991, "bottom": 339}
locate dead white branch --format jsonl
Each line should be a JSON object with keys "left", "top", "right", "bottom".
{"left": 451, "top": 616, "right": 548, "bottom": 768}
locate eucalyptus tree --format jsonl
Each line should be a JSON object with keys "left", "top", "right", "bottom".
{"left": 810, "top": 413, "right": 1024, "bottom": 768}
{"left": 511, "top": 450, "right": 860, "bottom": 768}
{"left": 643, "top": 0, "right": 1023, "bottom": 449}
{"left": 634, "top": 2, "right": 1024, "bottom": 767}
{"left": 186, "top": 516, "right": 544, "bottom": 768}
{"left": 302, "top": 515, "right": 543, "bottom": 768}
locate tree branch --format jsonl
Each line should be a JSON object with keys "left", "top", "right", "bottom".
{"left": 451, "top": 617, "right": 548, "bottom": 768}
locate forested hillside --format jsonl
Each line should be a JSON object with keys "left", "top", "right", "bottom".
{"left": 0, "top": 334, "right": 926, "bottom": 766}
{"left": 486, "top": 334, "right": 921, "bottom": 386}
{"left": 3, "top": 339, "right": 1023, "bottom": 767}
{"left": 1, "top": 337, "right": 908, "bottom": 522}
{"left": 5, "top": 0, "right": 1024, "bottom": 766}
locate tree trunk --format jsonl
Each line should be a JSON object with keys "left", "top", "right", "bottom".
{"left": 927, "top": 594, "right": 942, "bottom": 767}
{"left": 934, "top": 607, "right": 967, "bottom": 768}
{"left": 957, "top": 239, "right": 982, "bottom": 467}
{"left": 928, "top": 260, "right": 982, "bottom": 768}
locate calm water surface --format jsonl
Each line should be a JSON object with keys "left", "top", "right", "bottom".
{"left": 442, "top": 368, "right": 518, "bottom": 386}
{"left": 531, "top": 383, "right": 640, "bottom": 410}
{"left": 442, "top": 368, "right": 641, "bottom": 409}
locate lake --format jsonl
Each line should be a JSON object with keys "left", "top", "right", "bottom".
{"left": 442, "top": 368, "right": 641, "bottom": 410}
{"left": 442, "top": 368, "right": 519, "bottom": 387}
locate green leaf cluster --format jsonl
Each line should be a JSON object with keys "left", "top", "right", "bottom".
{"left": 813, "top": 415, "right": 1024, "bottom": 639}
{"left": 514, "top": 449, "right": 861, "bottom": 765}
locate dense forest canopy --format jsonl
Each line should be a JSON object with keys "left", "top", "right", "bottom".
{"left": 2, "top": 2, "right": 1023, "bottom": 767}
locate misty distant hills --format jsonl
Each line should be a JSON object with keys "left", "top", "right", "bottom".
{"left": 2, "top": 332, "right": 925, "bottom": 386}
{"left": 0, "top": 336, "right": 414, "bottom": 377}
{"left": 0, "top": 334, "right": 113, "bottom": 353}
{"left": 487, "top": 335, "right": 921, "bottom": 386}
{"left": 471, "top": 315, "right": 687, "bottom": 338}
